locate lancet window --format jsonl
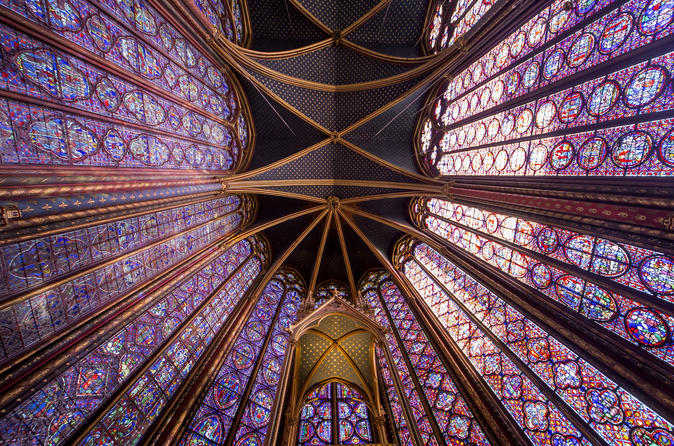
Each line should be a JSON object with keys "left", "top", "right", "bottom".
{"left": 0, "top": 235, "right": 268, "bottom": 445}
{"left": 181, "top": 269, "right": 304, "bottom": 445}
{"left": 394, "top": 237, "right": 674, "bottom": 446}
{"left": 418, "top": 0, "right": 674, "bottom": 176}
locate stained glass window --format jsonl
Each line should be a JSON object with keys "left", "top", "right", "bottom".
{"left": 418, "top": 0, "right": 674, "bottom": 176}
{"left": 424, "top": 0, "right": 499, "bottom": 54}
{"left": 359, "top": 270, "right": 490, "bottom": 445}
{"left": 0, "top": 195, "right": 251, "bottom": 365}
{"left": 298, "top": 382, "right": 373, "bottom": 445}
{"left": 0, "top": 235, "right": 267, "bottom": 445}
{"left": 180, "top": 269, "right": 305, "bottom": 445}
{"left": 412, "top": 197, "right": 674, "bottom": 366}
{"left": 0, "top": 0, "right": 251, "bottom": 171}
{"left": 313, "top": 280, "right": 350, "bottom": 308}
{"left": 394, "top": 236, "right": 674, "bottom": 445}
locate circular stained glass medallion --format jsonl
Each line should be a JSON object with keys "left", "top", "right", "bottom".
{"left": 612, "top": 131, "right": 652, "bottom": 168}
{"left": 624, "top": 66, "right": 667, "bottom": 108}
{"left": 599, "top": 13, "right": 633, "bottom": 53}
{"left": 555, "top": 275, "right": 584, "bottom": 309}
{"left": 536, "top": 101, "right": 557, "bottom": 129}
{"left": 568, "top": 33, "right": 594, "bottom": 67}
{"left": 638, "top": 0, "right": 674, "bottom": 35}
{"left": 582, "top": 283, "right": 618, "bottom": 322}
{"left": 522, "top": 62, "right": 540, "bottom": 89}
{"left": 559, "top": 91, "right": 584, "bottom": 123}
{"left": 537, "top": 227, "right": 559, "bottom": 253}
{"left": 511, "top": 32, "right": 526, "bottom": 57}
{"left": 510, "top": 147, "right": 527, "bottom": 171}
{"left": 659, "top": 129, "right": 674, "bottom": 166}
{"left": 577, "top": 137, "right": 608, "bottom": 170}
{"left": 531, "top": 263, "right": 552, "bottom": 288}
{"left": 549, "top": 7, "right": 571, "bottom": 33}
{"left": 516, "top": 109, "right": 533, "bottom": 134}
{"left": 591, "top": 239, "right": 630, "bottom": 277}
{"left": 232, "top": 343, "right": 255, "bottom": 369}
{"left": 550, "top": 141, "right": 575, "bottom": 170}
{"left": 501, "top": 113, "right": 515, "bottom": 136}
{"left": 506, "top": 71, "right": 521, "bottom": 96}
{"left": 528, "top": 144, "right": 548, "bottom": 171}
{"left": 587, "top": 81, "right": 619, "bottom": 116}
{"left": 250, "top": 390, "right": 273, "bottom": 427}
{"left": 625, "top": 308, "right": 669, "bottom": 347}
{"left": 543, "top": 49, "right": 564, "bottom": 80}
{"left": 639, "top": 255, "right": 674, "bottom": 294}
{"left": 103, "top": 130, "right": 125, "bottom": 161}
{"left": 528, "top": 18, "right": 547, "bottom": 48}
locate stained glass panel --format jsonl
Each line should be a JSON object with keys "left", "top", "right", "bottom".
{"left": 0, "top": 196, "right": 247, "bottom": 364}
{"left": 418, "top": 0, "right": 674, "bottom": 177}
{"left": 359, "top": 270, "right": 490, "bottom": 445}
{"left": 181, "top": 269, "right": 304, "bottom": 446}
{"left": 412, "top": 197, "right": 674, "bottom": 366}
{"left": 0, "top": 236, "right": 266, "bottom": 445}
{"left": 394, "top": 238, "right": 674, "bottom": 445}
{"left": 0, "top": 0, "right": 252, "bottom": 170}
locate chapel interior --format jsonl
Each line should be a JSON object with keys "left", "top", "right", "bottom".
{"left": 0, "top": 0, "right": 673, "bottom": 444}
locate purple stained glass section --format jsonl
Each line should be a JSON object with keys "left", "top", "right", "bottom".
{"left": 230, "top": 270, "right": 304, "bottom": 445}
{"left": 412, "top": 198, "right": 674, "bottom": 365}
{"left": 0, "top": 196, "right": 247, "bottom": 365}
{"left": 0, "top": 236, "right": 265, "bottom": 445}
{"left": 0, "top": 0, "right": 252, "bottom": 170}
{"left": 181, "top": 269, "right": 304, "bottom": 446}
{"left": 418, "top": 0, "right": 674, "bottom": 177}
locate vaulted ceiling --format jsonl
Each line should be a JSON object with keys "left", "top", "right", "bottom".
{"left": 210, "top": 0, "right": 444, "bottom": 291}
{"left": 210, "top": 0, "right": 525, "bottom": 291}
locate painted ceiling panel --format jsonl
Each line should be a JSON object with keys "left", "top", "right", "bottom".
{"left": 251, "top": 45, "right": 419, "bottom": 84}
{"left": 247, "top": 142, "right": 422, "bottom": 183}
{"left": 294, "top": 0, "right": 381, "bottom": 31}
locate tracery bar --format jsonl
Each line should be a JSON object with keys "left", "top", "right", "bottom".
{"left": 395, "top": 237, "right": 674, "bottom": 445}
{"left": 0, "top": 0, "right": 251, "bottom": 171}
{"left": 359, "top": 270, "right": 491, "bottom": 445}
{"left": 0, "top": 195, "right": 249, "bottom": 365}
{"left": 179, "top": 268, "right": 304, "bottom": 445}
{"left": 0, "top": 235, "right": 267, "bottom": 445}
{"left": 411, "top": 197, "right": 674, "bottom": 367}
{"left": 418, "top": 0, "right": 674, "bottom": 177}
